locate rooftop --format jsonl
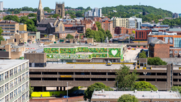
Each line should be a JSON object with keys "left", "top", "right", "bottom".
{"left": 92, "top": 91, "right": 181, "bottom": 99}
{"left": 148, "top": 32, "right": 177, "bottom": 35}
{"left": 0, "top": 60, "right": 28, "bottom": 72}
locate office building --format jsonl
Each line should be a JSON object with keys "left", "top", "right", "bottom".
{"left": 135, "top": 29, "right": 152, "bottom": 40}
{"left": 100, "top": 18, "right": 114, "bottom": 37}
{"left": 113, "top": 17, "right": 142, "bottom": 29}
{"left": 92, "top": 90, "right": 181, "bottom": 102}
{"left": 84, "top": 8, "right": 102, "bottom": 17}
{"left": 0, "top": 20, "right": 19, "bottom": 36}
{"left": 0, "top": 60, "right": 29, "bottom": 102}
{"left": 173, "top": 13, "right": 179, "bottom": 19}
{"left": 0, "top": 1, "right": 3, "bottom": 11}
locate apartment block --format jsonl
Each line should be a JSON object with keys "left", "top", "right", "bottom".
{"left": 84, "top": 8, "right": 102, "bottom": 17}
{"left": 0, "top": 20, "right": 19, "bottom": 36}
{"left": 19, "top": 24, "right": 27, "bottom": 32}
{"left": 0, "top": 60, "right": 29, "bottom": 102}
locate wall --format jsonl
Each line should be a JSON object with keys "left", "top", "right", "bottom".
{"left": 19, "top": 24, "right": 27, "bottom": 31}
{"left": 135, "top": 30, "right": 151, "bottom": 40}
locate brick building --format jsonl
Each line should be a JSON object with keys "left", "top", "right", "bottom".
{"left": 100, "top": 18, "right": 114, "bottom": 38}
{"left": 135, "top": 29, "right": 152, "bottom": 40}
{"left": 114, "top": 27, "right": 135, "bottom": 35}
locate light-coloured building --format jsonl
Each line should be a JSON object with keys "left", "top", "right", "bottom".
{"left": 0, "top": 1, "right": 3, "bottom": 11}
{"left": 19, "top": 24, "right": 27, "bottom": 32}
{"left": 84, "top": 8, "right": 102, "bottom": 17}
{"left": 0, "top": 60, "right": 29, "bottom": 102}
{"left": 113, "top": 17, "right": 142, "bottom": 29}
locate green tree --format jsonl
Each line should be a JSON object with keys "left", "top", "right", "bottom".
{"left": 132, "top": 81, "right": 158, "bottom": 91}
{"left": 66, "top": 34, "right": 74, "bottom": 39}
{"left": 48, "top": 14, "right": 62, "bottom": 18}
{"left": 76, "top": 12, "right": 83, "bottom": 17}
{"left": 44, "top": 7, "right": 51, "bottom": 13}
{"left": 132, "top": 30, "right": 135, "bottom": 34}
{"left": 29, "top": 84, "right": 34, "bottom": 99}
{"left": 139, "top": 51, "right": 147, "bottom": 58}
{"left": 25, "top": 19, "right": 37, "bottom": 32}
{"left": 0, "top": 27, "right": 4, "bottom": 44}
{"left": 86, "top": 29, "right": 94, "bottom": 38}
{"left": 118, "top": 94, "right": 138, "bottom": 102}
{"left": 171, "top": 86, "right": 181, "bottom": 93}
{"left": 95, "top": 21, "right": 102, "bottom": 30}
{"left": 28, "top": 13, "right": 37, "bottom": 17}
{"left": 20, "top": 16, "right": 28, "bottom": 23}
{"left": 106, "top": 30, "right": 112, "bottom": 40}
{"left": 3, "top": 15, "right": 20, "bottom": 22}
{"left": 84, "top": 82, "right": 113, "bottom": 101}
{"left": 115, "top": 65, "right": 138, "bottom": 89}
{"left": 147, "top": 57, "right": 167, "bottom": 65}
{"left": 154, "top": 19, "right": 159, "bottom": 23}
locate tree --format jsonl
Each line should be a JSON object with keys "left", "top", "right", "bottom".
{"left": 48, "top": 14, "right": 62, "bottom": 18}
{"left": 139, "top": 51, "right": 147, "bottom": 58}
{"left": 0, "top": 27, "right": 4, "bottom": 44}
{"left": 76, "top": 12, "right": 83, "bottom": 17}
{"left": 66, "top": 34, "right": 74, "bottom": 39}
{"left": 132, "top": 81, "right": 158, "bottom": 91}
{"left": 3, "top": 15, "right": 20, "bottom": 22}
{"left": 115, "top": 65, "right": 138, "bottom": 89}
{"left": 118, "top": 94, "right": 138, "bottom": 102}
{"left": 86, "top": 29, "right": 94, "bottom": 38}
{"left": 25, "top": 19, "right": 37, "bottom": 32}
{"left": 29, "top": 84, "right": 34, "bottom": 99}
{"left": 132, "top": 30, "right": 135, "bottom": 34}
{"left": 44, "top": 7, "right": 51, "bottom": 13}
{"left": 147, "top": 57, "right": 167, "bottom": 65}
{"left": 106, "top": 30, "right": 112, "bottom": 40}
{"left": 154, "top": 19, "right": 159, "bottom": 23}
{"left": 20, "top": 16, "right": 28, "bottom": 23}
{"left": 28, "top": 13, "right": 37, "bottom": 17}
{"left": 84, "top": 82, "right": 113, "bottom": 101}
{"left": 171, "top": 86, "right": 181, "bottom": 93}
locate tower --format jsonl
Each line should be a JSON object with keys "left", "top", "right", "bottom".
{"left": 55, "top": 2, "right": 65, "bottom": 18}
{"left": 37, "top": 0, "right": 44, "bottom": 23}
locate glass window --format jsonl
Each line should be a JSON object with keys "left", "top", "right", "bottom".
{"left": 18, "top": 66, "right": 21, "bottom": 72}
{"left": 18, "top": 87, "right": 21, "bottom": 94}
{"left": 179, "top": 51, "right": 181, "bottom": 54}
{"left": 10, "top": 81, "right": 13, "bottom": 89}
{"left": 0, "top": 74, "right": 4, "bottom": 81}
{"left": 14, "top": 78, "right": 17, "bottom": 86}
{"left": 175, "top": 51, "right": 178, "bottom": 54}
{"left": 5, "top": 95, "right": 9, "bottom": 102}
{"left": 22, "top": 94, "right": 25, "bottom": 101}
{"left": 26, "top": 82, "right": 28, "bottom": 88}
{"left": 14, "top": 89, "right": 17, "bottom": 97}
{"left": 0, "top": 86, "right": 3, "bottom": 94}
{"left": 5, "top": 71, "right": 8, "bottom": 79}
{"left": 170, "top": 50, "right": 173, "bottom": 54}
{"left": 26, "top": 72, "right": 28, "bottom": 78}
{"left": 14, "top": 67, "right": 17, "bottom": 75}
{"left": 174, "top": 38, "right": 181, "bottom": 47}
{"left": 10, "top": 69, "right": 13, "bottom": 77}
{"left": 18, "top": 97, "right": 21, "bottom": 102}
{"left": 22, "top": 74, "right": 25, "bottom": 81}
{"left": 10, "top": 92, "right": 13, "bottom": 100}
{"left": 5, "top": 83, "right": 8, "bottom": 91}
{"left": 26, "top": 91, "right": 28, "bottom": 98}
{"left": 18, "top": 76, "right": 21, "bottom": 83}
{"left": 22, "top": 64, "right": 25, "bottom": 70}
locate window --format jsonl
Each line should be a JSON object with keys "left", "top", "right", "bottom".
{"left": 26, "top": 82, "right": 28, "bottom": 88}
{"left": 179, "top": 51, "right": 181, "bottom": 54}
{"left": 174, "top": 38, "right": 181, "bottom": 47}
{"left": 18, "top": 87, "right": 21, "bottom": 94}
{"left": 14, "top": 89, "right": 17, "bottom": 97}
{"left": 22, "top": 64, "right": 25, "bottom": 70}
{"left": 0, "top": 86, "right": 3, "bottom": 94}
{"left": 22, "top": 94, "right": 25, "bottom": 101}
{"left": 18, "top": 76, "right": 21, "bottom": 83}
{"left": 26, "top": 91, "right": 28, "bottom": 98}
{"left": 10, "top": 92, "right": 13, "bottom": 100}
{"left": 5, "top": 95, "right": 9, "bottom": 102}
{"left": 10, "top": 69, "right": 13, "bottom": 77}
{"left": 170, "top": 50, "right": 173, "bottom": 54}
{"left": 14, "top": 78, "right": 17, "bottom": 86}
{"left": 10, "top": 81, "right": 13, "bottom": 89}
{"left": 5, "top": 83, "right": 8, "bottom": 91}
{"left": 175, "top": 51, "right": 178, "bottom": 54}
{"left": 26, "top": 72, "right": 28, "bottom": 78}
{"left": 18, "top": 97, "right": 21, "bottom": 102}
{"left": 18, "top": 66, "right": 21, "bottom": 72}
{"left": 22, "top": 74, "right": 25, "bottom": 81}
{"left": 14, "top": 67, "right": 17, "bottom": 75}
{"left": 5, "top": 71, "right": 8, "bottom": 79}
{"left": 0, "top": 74, "right": 4, "bottom": 81}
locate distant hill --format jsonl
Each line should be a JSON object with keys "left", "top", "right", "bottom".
{"left": 102, "top": 5, "right": 172, "bottom": 18}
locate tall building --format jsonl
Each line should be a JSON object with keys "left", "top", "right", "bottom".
{"left": 173, "top": 13, "right": 179, "bottom": 19}
{"left": 84, "top": 8, "right": 102, "bottom": 17}
{"left": 113, "top": 17, "right": 142, "bottom": 29}
{"left": 37, "top": 0, "right": 44, "bottom": 23}
{"left": 0, "top": 60, "right": 29, "bottom": 102}
{"left": 55, "top": 2, "right": 65, "bottom": 18}
{"left": 0, "top": 1, "right": 3, "bottom": 11}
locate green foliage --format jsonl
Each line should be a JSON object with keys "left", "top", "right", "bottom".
{"left": 162, "top": 18, "right": 181, "bottom": 26}
{"left": 3, "top": 15, "right": 20, "bottom": 22}
{"left": 76, "top": 11, "right": 84, "bottom": 17}
{"left": 115, "top": 65, "right": 138, "bottom": 89}
{"left": 154, "top": 19, "right": 159, "bottom": 23}
{"left": 147, "top": 57, "right": 167, "bottom": 65}
{"left": 78, "top": 47, "right": 89, "bottom": 52}
{"left": 92, "top": 54, "right": 107, "bottom": 58}
{"left": 132, "top": 81, "right": 158, "bottom": 91}
{"left": 88, "top": 48, "right": 107, "bottom": 53}
{"left": 84, "top": 82, "right": 113, "bottom": 101}
{"left": 106, "top": 30, "right": 112, "bottom": 40}
{"left": 28, "top": 13, "right": 37, "bottom": 17}
{"left": 44, "top": 7, "right": 52, "bottom": 13}
{"left": 6, "top": 7, "right": 37, "bottom": 14}
{"left": 136, "top": 14, "right": 163, "bottom": 22}
{"left": 108, "top": 48, "right": 121, "bottom": 57}
{"left": 44, "top": 48, "right": 59, "bottom": 54}
{"left": 66, "top": 34, "right": 74, "bottom": 39}
{"left": 59, "top": 48, "right": 77, "bottom": 54}
{"left": 20, "top": 16, "right": 28, "bottom": 23}
{"left": 29, "top": 84, "right": 34, "bottom": 99}
{"left": 118, "top": 94, "right": 138, "bottom": 102}
{"left": 139, "top": 51, "right": 147, "bottom": 58}
{"left": 171, "top": 86, "right": 181, "bottom": 93}
{"left": 95, "top": 21, "right": 102, "bottom": 30}
{"left": 48, "top": 14, "right": 62, "bottom": 18}
{"left": 26, "top": 19, "right": 37, "bottom": 32}
{"left": 132, "top": 30, "right": 135, "bottom": 34}
{"left": 0, "top": 27, "right": 4, "bottom": 44}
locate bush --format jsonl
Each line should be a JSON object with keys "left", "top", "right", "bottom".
{"left": 132, "top": 81, "right": 158, "bottom": 91}
{"left": 147, "top": 57, "right": 167, "bottom": 65}
{"left": 118, "top": 94, "right": 138, "bottom": 102}
{"left": 139, "top": 51, "right": 147, "bottom": 58}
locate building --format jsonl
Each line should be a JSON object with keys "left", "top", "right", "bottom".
{"left": 141, "top": 23, "right": 169, "bottom": 29}
{"left": 113, "top": 17, "right": 142, "bottom": 29}
{"left": 84, "top": 8, "right": 102, "bottom": 17}
{"left": 0, "top": 20, "right": 19, "bottom": 36}
{"left": 19, "top": 23, "right": 27, "bottom": 31}
{"left": 0, "top": 1, "right": 3, "bottom": 11}
{"left": 173, "top": 13, "right": 179, "bottom": 19}
{"left": 91, "top": 90, "right": 181, "bottom": 102}
{"left": 0, "top": 60, "right": 29, "bottom": 102}
{"left": 37, "top": 0, "right": 44, "bottom": 23}
{"left": 135, "top": 29, "right": 152, "bottom": 40}
{"left": 100, "top": 18, "right": 114, "bottom": 37}
{"left": 114, "top": 27, "right": 135, "bottom": 35}
{"left": 55, "top": 2, "right": 65, "bottom": 18}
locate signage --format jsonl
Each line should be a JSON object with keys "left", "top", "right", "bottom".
{"left": 60, "top": 75, "right": 72, "bottom": 78}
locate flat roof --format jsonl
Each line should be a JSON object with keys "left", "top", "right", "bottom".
{"left": 0, "top": 60, "right": 28, "bottom": 72}
{"left": 92, "top": 91, "right": 181, "bottom": 99}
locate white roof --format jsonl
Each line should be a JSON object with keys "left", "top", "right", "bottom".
{"left": 92, "top": 91, "right": 181, "bottom": 99}
{"left": 0, "top": 60, "right": 28, "bottom": 72}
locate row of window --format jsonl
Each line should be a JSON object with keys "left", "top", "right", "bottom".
{"left": 1, "top": 91, "right": 28, "bottom": 102}
{"left": 170, "top": 50, "right": 181, "bottom": 54}
{"left": 0, "top": 63, "right": 28, "bottom": 82}
{"left": 0, "top": 73, "right": 28, "bottom": 95}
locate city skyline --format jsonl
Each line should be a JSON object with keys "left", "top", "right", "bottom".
{"left": 1, "top": 0, "right": 180, "bottom": 13}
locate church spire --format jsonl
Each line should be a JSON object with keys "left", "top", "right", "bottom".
{"left": 38, "top": 0, "right": 43, "bottom": 10}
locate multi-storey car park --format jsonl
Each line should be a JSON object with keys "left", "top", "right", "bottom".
{"left": 0, "top": 60, "right": 29, "bottom": 102}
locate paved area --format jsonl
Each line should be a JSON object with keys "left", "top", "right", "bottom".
{"left": 123, "top": 48, "right": 141, "bottom": 62}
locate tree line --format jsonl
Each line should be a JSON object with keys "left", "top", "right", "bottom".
{"left": 162, "top": 18, "right": 181, "bottom": 26}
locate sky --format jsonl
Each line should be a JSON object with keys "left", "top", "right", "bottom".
{"left": 1, "top": 0, "right": 180, "bottom": 13}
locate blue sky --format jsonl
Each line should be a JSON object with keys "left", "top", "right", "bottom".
{"left": 2, "top": 0, "right": 180, "bottom": 13}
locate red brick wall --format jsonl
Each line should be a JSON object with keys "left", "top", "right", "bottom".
{"left": 153, "top": 44, "right": 170, "bottom": 58}
{"left": 135, "top": 30, "right": 151, "bottom": 40}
